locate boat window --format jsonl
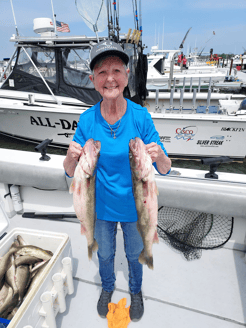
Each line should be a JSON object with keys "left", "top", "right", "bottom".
{"left": 154, "top": 58, "right": 165, "bottom": 74}
{"left": 16, "top": 47, "right": 56, "bottom": 83}
{"left": 62, "top": 47, "right": 94, "bottom": 88}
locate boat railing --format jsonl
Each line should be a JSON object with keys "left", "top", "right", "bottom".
{"left": 154, "top": 76, "right": 228, "bottom": 115}
{"left": 0, "top": 49, "right": 17, "bottom": 84}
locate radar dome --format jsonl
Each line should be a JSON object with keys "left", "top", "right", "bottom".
{"left": 33, "top": 18, "right": 55, "bottom": 34}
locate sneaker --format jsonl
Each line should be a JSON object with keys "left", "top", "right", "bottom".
{"left": 130, "top": 291, "right": 144, "bottom": 322}
{"left": 97, "top": 289, "right": 114, "bottom": 318}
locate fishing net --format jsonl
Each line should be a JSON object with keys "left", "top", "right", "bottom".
{"left": 157, "top": 206, "right": 234, "bottom": 261}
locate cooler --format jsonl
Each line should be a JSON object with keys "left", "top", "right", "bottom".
{"left": 0, "top": 197, "right": 74, "bottom": 328}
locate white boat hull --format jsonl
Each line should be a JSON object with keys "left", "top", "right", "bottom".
{"left": 152, "top": 113, "right": 246, "bottom": 158}
{"left": 1, "top": 91, "right": 246, "bottom": 158}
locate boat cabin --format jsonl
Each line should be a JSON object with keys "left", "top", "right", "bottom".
{"left": 1, "top": 18, "right": 147, "bottom": 106}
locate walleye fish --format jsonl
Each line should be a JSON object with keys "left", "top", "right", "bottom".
{"left": 16, "top": 265, "right": 30, "bottom": 302}
{"left": 69, "top": 138, "right": 101, "bottom": 260}
{"left": 0, "top": 246, "right": 18, "bottom": 286}
{"left": 25, "top": 262, "right": 48, "bottom": 299}
{"left": 14, "top": 255, "right": 40, "bottom": 267}
{"left": 0, "top": 283, "right": 19, "bottom": 318}
{"left": 15, "top": 245, "right": 53, "bottom": 261}
{"left": 129, "top": 137, "right": 159, "bottom": 270}
{"left": 0, "top": 235, "right": 55, "bottom": 320}
{"left": 17, "top": 235, "right": 27, "bottom": 246}
{"left": 5, "top": 255, "right": 19, "bottom": 297}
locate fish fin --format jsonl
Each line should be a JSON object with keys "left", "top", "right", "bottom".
{"left": 69, "top": 179, "right": 75, "bottom": 194}
{"left": 138, "top": 249, "right": 154, "bottom": 270}
{"left": 155, "top": 183, "right": 159, "bottom": 196}
{"left": 153, "top": 231, "right": 159, "bottom": 244}
{"left": 80, "top": 224, "right": 87, "bottom": 235}
{"left": 87, "top": 239, "right": 98, "bottom": 261}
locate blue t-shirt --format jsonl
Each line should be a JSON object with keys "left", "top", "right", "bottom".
{"left": 73, "top": 98, "right": 169, "bottom": 223}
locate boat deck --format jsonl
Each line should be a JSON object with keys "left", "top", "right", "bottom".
{"left": 6, "top": 212, "right": 246, "bottom": 328}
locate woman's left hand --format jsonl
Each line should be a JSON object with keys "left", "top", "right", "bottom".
{"left": 146, "top": 142, "right": 161, "bottom": 163}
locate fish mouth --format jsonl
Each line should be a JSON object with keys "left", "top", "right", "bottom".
{"left": 94, "top": 140, "right": 101, "bottom": 151}
{"left": 129, "top": 137, "right": 141, "bottom": 154}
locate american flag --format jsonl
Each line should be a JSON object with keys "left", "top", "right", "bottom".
{"left": 56, "top": 21, "right": 70, "bottom": 33}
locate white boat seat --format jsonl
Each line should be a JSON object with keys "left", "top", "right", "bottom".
{"left": 0, "top": 149, "right": 68, "bottom": 190}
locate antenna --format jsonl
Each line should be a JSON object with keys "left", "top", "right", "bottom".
{"left": 155, "top": 23, "right": 156, "bottom": 46}
{"left": 162, "top": 17, "right": 164, "bottom": 50}
{"left": 50, "top": 0, "right": 57, "bottom": 36}
{"left": 10, "top": 0, "right": 19, "bottom": 36}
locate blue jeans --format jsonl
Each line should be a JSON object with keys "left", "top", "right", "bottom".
{"left": 94, "top": 219, "right": 143, "bottom": 294}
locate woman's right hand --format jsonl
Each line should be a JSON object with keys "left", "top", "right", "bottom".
{"left": 67, "top": 141, "right": 83, "bottom": 162}
{"left": 63, "top": 141, "right": 83, "bottom": 177}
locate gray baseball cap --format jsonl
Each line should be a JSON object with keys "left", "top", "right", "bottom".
{"left": 90, "top": 40, "right": 129, "bottom": 71}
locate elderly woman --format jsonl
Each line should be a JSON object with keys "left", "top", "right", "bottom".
{"left": 63, "top": 40, "right": 171, "bottom": 322}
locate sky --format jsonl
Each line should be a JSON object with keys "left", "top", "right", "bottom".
{"left": 0, "top": 0, "right": 246, "bottom": 61}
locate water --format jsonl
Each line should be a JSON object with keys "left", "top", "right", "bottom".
{"left": 1, "top": 134, "right": 246, "bottom": 175}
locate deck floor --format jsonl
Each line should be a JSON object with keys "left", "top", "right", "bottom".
{"left": 6, "top": 214, "right": 246, "bottom": 328}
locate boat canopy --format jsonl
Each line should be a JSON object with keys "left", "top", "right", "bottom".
{"left": 1, "top": 37, "right": 148, "bottom": 106}
{"left": 1, "top": 43, "right": 102, "bottom": 105}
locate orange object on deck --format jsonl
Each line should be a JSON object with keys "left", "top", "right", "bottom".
{"left": 107, "top": 298, "right": 131, "bottom": 328}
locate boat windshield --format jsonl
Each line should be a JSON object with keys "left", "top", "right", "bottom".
{"left": 62, "top": 47, "right": 93, "bottom": 88}
{"left": 16, "top": 47, "right": 56, "bottom": 83}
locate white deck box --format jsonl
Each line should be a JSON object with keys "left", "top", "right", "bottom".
{"left": 0, "top": 197, "right": 73, "bottom": 328}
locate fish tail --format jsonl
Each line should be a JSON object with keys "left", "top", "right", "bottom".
{"left": 146, "top": 257, "right": 154, "bottom": 270}
{"left": 87, "top": 239, "right": 98, "bottom": 261}
{"left": 138, "top": 249, "right": 146, "bottom": 265}
{"left": 138, "top": 249, "right": 154, "bottom": 270}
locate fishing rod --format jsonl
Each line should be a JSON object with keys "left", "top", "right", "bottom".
{"left": 179, "top": 27, "right": 192, "bottom": 49}
{"left": 198, "top": 31, "right": 216, "bottom": 55}
{"left": 107, "top": 0, "right": 120, "bottom": 41}
{"left": 198, "top": 46, "right": 205, "bottom": 57}
{"left": 115, "top": 0, "right": 120, "bottom": 42}
{"left": 139, "top": 0, "right": 142, "bottom": 45}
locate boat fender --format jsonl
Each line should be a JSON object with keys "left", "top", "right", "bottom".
{"left": 10, "top": 185, "right": 23, "bottom": 212}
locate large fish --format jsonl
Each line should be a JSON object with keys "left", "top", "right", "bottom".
{"left": 0, "top": 245, "right": 18, "bottom": 287}
{"left": 15, "top": 245, "right": 53, "bottom": 261}
{"left": 0, "top": 283, "right": 19, "bottom": 318}
{"left": 0, "top": 235, "right": 54, "bottom": 320}
{"left": 16, "top": 265, "right": 30, "bottom": 302}
{"left": 69, "top": 138, "right": 101, "bottom": 260}
{"left": 5, "top": 255, "right": 19, "bottom": 297}
{"left": 129, "top": 137, "right": 159, "bottom": 270}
